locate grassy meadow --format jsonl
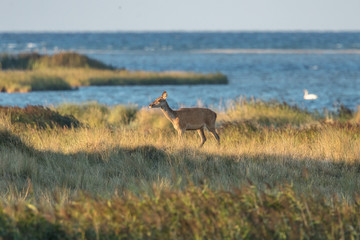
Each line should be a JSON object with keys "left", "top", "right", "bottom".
{"left": 0, "top": 52, "right": 228, "bottom": 92}
{"left": 0, "top": 99, "right": 360, "bottom": 238}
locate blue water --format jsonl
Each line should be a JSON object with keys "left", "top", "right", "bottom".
{"left": 1, "top": 32, "right": 360, "bottom": 111}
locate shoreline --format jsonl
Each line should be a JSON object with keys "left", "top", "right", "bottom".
{"left": 0, "top": 69, "right": 228, "bottom": 93}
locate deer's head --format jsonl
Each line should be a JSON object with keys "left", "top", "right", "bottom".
{"left": 149, "top": 91, "right": 168, "bottom": 109}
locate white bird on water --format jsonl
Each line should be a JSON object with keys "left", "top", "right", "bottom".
{"left": 303, "top": 89, "right": 318, "bottom": 100}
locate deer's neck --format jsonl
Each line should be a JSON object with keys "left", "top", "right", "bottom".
{"left": 161, "top": 101, "right": 177, "bottom": 122}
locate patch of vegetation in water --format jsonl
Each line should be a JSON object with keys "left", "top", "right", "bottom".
{"left": 0, "top": 52, "right": 228, "bottom": 93}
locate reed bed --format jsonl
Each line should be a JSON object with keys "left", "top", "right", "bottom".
{"left": 0, "top": 99, "right": 359, "bottom": 238}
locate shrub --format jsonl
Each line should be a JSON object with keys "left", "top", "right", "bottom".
{"left": 0, "top": 53, "right": 41, "bottom": 70}
{"left": 0, "top": 106, "right": 80, "bottom": 129}
{"left": 0, "top": 52, "right": 114, "bottom": 70}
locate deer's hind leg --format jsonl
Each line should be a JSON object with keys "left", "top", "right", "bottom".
{"left": 207, "top": 126, "right": 220, "bottom": 145}
{"left": 197, "top": 128, "right": 206, "bottom": 147}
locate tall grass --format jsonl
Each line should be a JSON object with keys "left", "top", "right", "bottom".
{"left": 55, "top": 102, "right": 137, "bottom": 128}
{"left": 0, "top": 71, "right": 73, "bottom": 92}
{"left": 0, "top": 99, "right": 360, "bottom": 237}
{"left": 1, "top": 185, "right": 359, "bottom": 239}
{"left": 0, "top": 100, "right": 359, "bottom": 197}
{"left": 222, "top": 97, "right": 318, "bottom": 127}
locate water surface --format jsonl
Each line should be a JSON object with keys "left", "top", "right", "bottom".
{"left": 1, "top": 32, "right": 360, "bottom": 111}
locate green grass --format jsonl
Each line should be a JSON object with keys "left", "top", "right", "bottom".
{"left": 0, "top": 99, "right": 360, "bottom": 238}
{"left": 1, "top": 185, "right": 359, "bottom": 239}
{"left": 0, "top": 52, "right": 228, "bottom": 92}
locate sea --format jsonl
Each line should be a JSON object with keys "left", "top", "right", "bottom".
{"left": 1, "top": 32, "right": 360, "bottom": 112}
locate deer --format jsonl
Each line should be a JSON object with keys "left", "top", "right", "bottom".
{"left": 149, "top": 91, "right": 220, "bottom": 147}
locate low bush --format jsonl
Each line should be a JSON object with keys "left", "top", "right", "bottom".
{"left": 0, "top": 106, "right": 80, "bottom": 129}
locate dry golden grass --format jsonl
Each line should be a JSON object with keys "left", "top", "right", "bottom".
{"left": 0, "top": 100, "right": 360, "bottom": 238}
{"left": 0, "top": 100, "right": 359, "bottom": 200}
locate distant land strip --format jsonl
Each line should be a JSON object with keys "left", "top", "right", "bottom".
{"left": 194, "top": 49, "right": 360, "bottom": 54}
{"left": 0, "top": 52, "right": 228, "bottom": 93}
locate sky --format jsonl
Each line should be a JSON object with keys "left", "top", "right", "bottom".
{"left": 1, "top": 0, "right": 360, "bottom": 32}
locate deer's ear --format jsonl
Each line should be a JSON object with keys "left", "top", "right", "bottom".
{"left": 162, "top": 91, "right": 168, "bottom": 99}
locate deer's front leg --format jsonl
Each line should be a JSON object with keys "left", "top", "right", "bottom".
{"left": 177, "top": 128, "right": 185, "bottom": 140}
{"left": 173, "top": 121, "right": 185, "bottom": 142}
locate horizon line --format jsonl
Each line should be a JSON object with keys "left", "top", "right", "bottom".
{"left": 1, "top": 29, "right": 360, "bottom": 34}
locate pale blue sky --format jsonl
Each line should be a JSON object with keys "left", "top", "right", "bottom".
{"left": 1, "top": 0, "right": 360, "bottom": 32}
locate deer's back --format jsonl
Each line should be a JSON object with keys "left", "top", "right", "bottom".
{"left": 175, "top": 108, "right": 217, "bottom": 127}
